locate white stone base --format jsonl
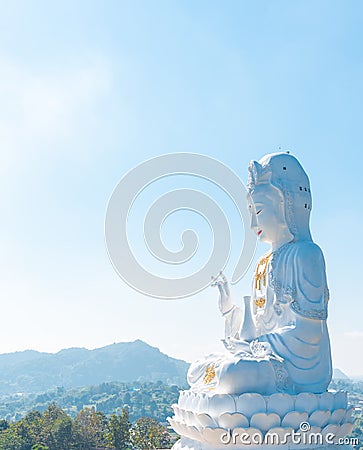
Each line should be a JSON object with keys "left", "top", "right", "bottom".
{"left": 168, "top": 390, "right": 356, "bottom": 448}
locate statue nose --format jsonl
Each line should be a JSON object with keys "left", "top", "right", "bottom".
{"left": 250, "top": 213, "right": 257, "bottom": 230}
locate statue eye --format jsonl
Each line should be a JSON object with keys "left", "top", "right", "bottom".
{"left": 256, "top": 209, "right": 262, "bottom": 215}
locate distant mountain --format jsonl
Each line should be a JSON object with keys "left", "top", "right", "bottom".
{"left": 0, "top": 340, "right": 189, "bottom": 395}
{"left": 333, "top": 368, "right": 350, "bottom": 380}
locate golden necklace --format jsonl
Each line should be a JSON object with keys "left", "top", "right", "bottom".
{"left": 254, "top": 252, "right": 272, "bottom": 308}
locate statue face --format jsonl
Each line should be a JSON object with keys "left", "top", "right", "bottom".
{"left": 248, "top": 184, "right": 293, "bottom": 247}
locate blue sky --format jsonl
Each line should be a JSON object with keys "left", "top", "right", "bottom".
{"left": 0, "top": 0, "right": 362, "bottom": 376}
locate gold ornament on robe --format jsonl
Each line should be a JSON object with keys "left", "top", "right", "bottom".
{"left": 203, "top": 364, "right": 216, "bottom": 384}
{"left": 254, "top": 297, "right": 266, "bottom": 308}
{"left": 255, "top": 253, "right": 272, "bottom": 291}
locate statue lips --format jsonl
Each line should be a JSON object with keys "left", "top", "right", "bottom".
{"left": 257, "top": 230, "right": 263, "bottom": 237}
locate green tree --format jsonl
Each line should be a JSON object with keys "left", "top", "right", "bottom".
{"left": 52, "top": 416, "right": 72, "bottom": 450}
{"left": 41, "top": 403, "right": 71, "bottom": 450}
{"left": 0, "top": 418, "right": 9, "bottom": 431}
{"left": 72, "top": 408, "right": 107, "bottom": 450}
{"left": 130, "top": 417, "right": 171, "bottom": 450}
{"left": 105, "top": 407, "right": 131, "bottom": 449}
{"left": 24, "top": 411, "right": 44, "bottom": 447}
{"left": 43, "top": 403, "right": 65, "bottom": 422}
{"left": 350, "top": 412, "right": 363, "bottom": 449}
{"left": 0, "top": 422, "right": 33, "bottom": 450}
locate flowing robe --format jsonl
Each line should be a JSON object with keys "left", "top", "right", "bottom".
{"left": 187, "top": 240, "right": 332, "bottom": 394}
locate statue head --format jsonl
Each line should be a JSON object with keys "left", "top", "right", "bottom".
{"left": 247, "top": 152, "right": 312, "bottom": 245}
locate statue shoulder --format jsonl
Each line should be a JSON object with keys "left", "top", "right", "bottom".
{"left": 292, "top": 241, "right": 325, "bottom": 264}
{"left": 272, "top": 241, "right": 326, "bottom": 273}
{"left": 270, "top": 241, "right": 329, "bottom": 320}
{"left": 290, "top": 242, "right": 327, "bottom": 281}
{"left": 288, "top": 241, "right": 329, "bottom": 319}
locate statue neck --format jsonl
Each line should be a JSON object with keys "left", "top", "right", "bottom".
{"left": 271, "top": 230, "right": 294, "bottom": 251}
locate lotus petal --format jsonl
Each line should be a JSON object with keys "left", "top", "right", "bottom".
{"left": 166, "top": 417, "right": 173, "bottom": 426}
{"left": 237, "top": 427, "right": 263, "bottom": 446}
{"left": 180, "top": 422, "right": 190, "bottom": 434}
{"left": 305, "top": 426, "right": 324, "bottom": 446}
{"left": 295, "top": 393, "right": 319, "bottom": 414}
{"left": 187, "top": 410, "right": 201, "bottom": 427}
{"left": 190, "top": 393, "right": 200, "bottom": 412}
{"left": 319, "top": 392, "right": 334, "bottom": 411}
{"left": 208, "top": 394, "right": 236, "bottom": 417}
{"left": 170, "top": 437, "right": 184, "bottom": 450}
{"left": 203, "top": 427, "right": 230, "bottom": 445}
{"left": 264, "top": 427, "right": 294, "bottom": 445}
{"left": 179, "top": 408, "right": 188, "bottom": 423}
{"left": 184, "top": 391, "right": 193, "bottom": 410}
{"left": 321, "top": 424, "right": 339, "bottom": 439}
{"left": 219, "top": 412, "right": 249, "bottom": 429}
{"left": 236, "top": 393, "right": 266, "bottom": 418}
{"left": 336, "top": 422, "right": 354, "bottom": 438}
{"left": 281, "top": 411, "right": 308, "bottom": 430}
{"left": 178, "top": 391, "right": 188, "bottom": 409}
{"left": 330, "top": 408, "right": 346, "bottom": 424}
{"left": 195, "top": 413, "right": 217, "bottom": 428}
{"left": 250, "top": 412, "right": 280, "bottom": 433}
{"left": 309, "top": 410, "right": 330, "bottom": 428}
{"left": 197, "top": 393, "right": 209, "bottom": 414}
{"left": 333, "top": 391, "right": 347, "bottom": 410}
{"left": 343, "top": 406, "right": 356, "bottom": 423}
{"left": 185, "top": 425, "right": 202, "bottom": 441}
{"left": 267, "top": 393, "right": 294, "bottom": 416}
{"left": 167, "top": 418, "right": 185, "bottom": 436}
{"left": 229, "top": 427, "right": 264, "bottom": 446}
{"left": 186, "top": 392, "right": 196, "bottom": 410}
{"left": 175, "top": 406, "right": 185, "bottom": 422}
{"left": 229, "top": 427, "right": 248, "bottom": 446}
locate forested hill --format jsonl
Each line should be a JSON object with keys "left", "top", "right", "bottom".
{"left": 0, "top": 340, "right": 189, "bottom": 394}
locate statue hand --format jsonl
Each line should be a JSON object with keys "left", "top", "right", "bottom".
{"left": 222, "top": 337, "right": 250, "bottom": 354}
{"left": 250, "top": 340, "right": 272, "bottom": 358}
{"left": 211, "top": 272, "right": 233, "bottom": 315}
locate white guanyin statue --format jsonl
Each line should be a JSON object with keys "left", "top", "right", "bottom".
{"left": 188, "top": 152, "right": 332, "bottom": 396}
{"left": 169, "top": 153, "right": 355, "bottom": 449}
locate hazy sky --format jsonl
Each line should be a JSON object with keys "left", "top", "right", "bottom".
{"left": 1, "top": 0, "right": 362, "bottom": 376}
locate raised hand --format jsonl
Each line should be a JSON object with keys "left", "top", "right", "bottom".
{"left": 211, "top": 272, "right": 233, "bottom": 315}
